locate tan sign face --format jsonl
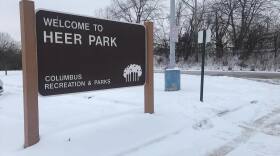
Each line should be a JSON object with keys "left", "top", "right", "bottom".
{"left": 36, "top": 10, "right": 146, "bottom": 96}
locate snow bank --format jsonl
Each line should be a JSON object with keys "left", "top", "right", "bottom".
{"left": 1, "top": 71, "right": 280, "bottom": 156}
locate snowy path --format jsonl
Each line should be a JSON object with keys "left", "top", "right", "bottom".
{"left": 155, "top": 69, "right": 280, "bottom": 79}
{"left": 1, "top": 71, "right": 280, "bottom": 156}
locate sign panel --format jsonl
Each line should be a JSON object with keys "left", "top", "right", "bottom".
{"left": 36, "top": 10, "right": 146, "bottom": 96}
{"left": 198, "top": 29, "right": 211, "bottom": 43}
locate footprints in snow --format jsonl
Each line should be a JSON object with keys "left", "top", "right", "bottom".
{"left": 193, "top": 100, "right": 259, "bottom": 131}
{"left": 193, "top": 119, "right": 214, "bottom": 130}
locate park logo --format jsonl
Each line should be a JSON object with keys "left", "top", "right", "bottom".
{"left": 123, "top": 64, "right": 142, "bottom": 82}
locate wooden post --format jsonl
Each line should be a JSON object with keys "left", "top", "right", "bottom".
{"left": 19, "top": 0, "right": 40, "bottom": 148}
{"left": 144, "top": 22, "right": 154, "bottom": 114}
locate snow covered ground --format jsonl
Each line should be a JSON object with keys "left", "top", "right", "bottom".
{"left": 1, "top": 71, "right": 280, "bottom": 156}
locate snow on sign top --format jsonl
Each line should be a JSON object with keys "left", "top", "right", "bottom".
{"left": 36, "top": 10, "right": 146, "bottom": 96}
{"left": 198, "top": 29, "right": 211, "bottom": 43}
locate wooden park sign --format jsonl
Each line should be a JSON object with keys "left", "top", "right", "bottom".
{"left": 36, "top": 10, "right": 146, "bottom": 95}
{"left": 20, "top": 0, "right": 154, "bottom": 148}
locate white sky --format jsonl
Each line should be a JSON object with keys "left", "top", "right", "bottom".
{"left": 0, "top": 0, "right": 112, "bottom": 41}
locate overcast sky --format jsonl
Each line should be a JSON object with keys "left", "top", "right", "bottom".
{"left": 0, "top": 0, "right": 112, "bottom": 41}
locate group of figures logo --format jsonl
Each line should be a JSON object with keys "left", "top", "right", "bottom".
{"left": 123, "top": 64, "right": 142, "bottom": 82}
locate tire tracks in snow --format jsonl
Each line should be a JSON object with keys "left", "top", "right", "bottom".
{"left": 112, "top": 103, "right": 256, "bottom": 156}
{"left": 108, "top": 102, "right": 253, "bottom": 156}
{"left": 113, "top": 125, "right": 189, "bottom": 156}
{"left": 193, "top": 102, "right": 254, "bottom": 130}
{"left": 113, "top": 102, "right": 276, "bottom": 156}
{"left": 208, "top": 107, "right": 280, "bottom": 156}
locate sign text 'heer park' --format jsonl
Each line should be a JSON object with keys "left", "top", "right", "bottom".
{"left": 36, "top": 10, "right": 146, "bottom": 96}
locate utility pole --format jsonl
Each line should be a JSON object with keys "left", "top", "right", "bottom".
{"left": 165, "top": 0, "right": 181, "bottom": 91}
{"left": 169, "top": 0, "right": 176, "bottom": 68}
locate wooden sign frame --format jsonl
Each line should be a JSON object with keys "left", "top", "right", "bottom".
{"left": 19, "top": 0, "right": 154, "bottom": 148}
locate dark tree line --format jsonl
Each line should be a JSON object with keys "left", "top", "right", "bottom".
{"left": 98, "top": 0, "right": 280, "bottom": 70}
{"left": 2, "top": 0, "right": 279, "bottom": 74}
{"left": 0, "top": 32, "right": 21, "bottom": 75}
{"left": 207, "top": 0, "right": 280, "bottom": 58}
{"left": 174, "top": 0, "right": 280, "bottom": 61}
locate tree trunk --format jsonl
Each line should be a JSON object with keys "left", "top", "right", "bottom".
{"left": 5, "top": 64, "right": 7, "bottom": 76}
{"left": 274, "top": 34, "right": 278, "bottom": 58}
{"left": 216, "top": 40, "right": 224, "bottom": 58}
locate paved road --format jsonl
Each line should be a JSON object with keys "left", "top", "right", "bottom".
{"left": 155, "top": 70, "right": 280, "bottom": 79}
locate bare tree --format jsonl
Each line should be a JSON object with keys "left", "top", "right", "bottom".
{"left": 106, "top": 0, "right": 163, "bottom": 24}
{"left": 98, "top": 0, "right": 280, "bottom": 70}
{"left": 230, "top": 0, "right": 274, "bottom": 50}
{"left": 0, "top": 33, "right": 14, "bottom": 52}
{"left": 176, "top": 0, "right": 210, "bottom": 61}
{"left": 204, "top": 0, "right": 277, "bottom": 57}
{"left": 0, "top": 32, "right": 21, "bottom": 75}
{"left": 206, "top": 0, "right": 237, "bottom": 58}
{"left": 94, "top": 7, "right": 114, "bottom": 20}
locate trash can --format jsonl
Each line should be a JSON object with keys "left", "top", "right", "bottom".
{"left": 165, "top": 68, "right": 180, "bottom": 91}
